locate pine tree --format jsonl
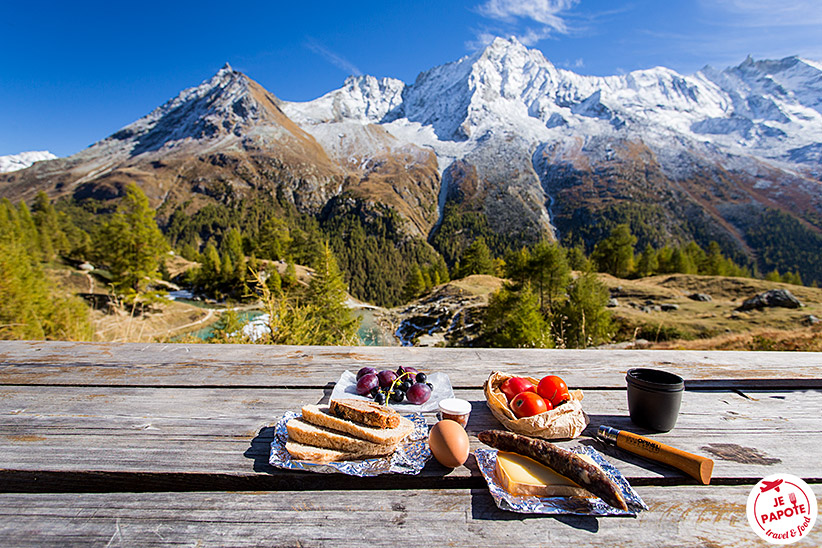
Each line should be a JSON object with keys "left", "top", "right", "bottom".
{"left": 283, "top": 261, "right": 298, "bottom": 288}
{"left": 209, "top": 309, "right": 246, "bottom": 343}
{"left": 504, "top": 247, "right": 531, "bottom": 286}
{"left": 100, "top": 183, "right": 169, "bottom": 299}
{"left": 704, "top": 242, "right": 725, "bottom": 276}
{"left": 455, "top": 237, "right": 495, "bottom": 279}
{"left": 591, "top": 224, "right": 637, "bottom": 278}
{"left": 636, "top": 243, "right": 658, "bottom": 277}
{"left": 528, "top": 240, "right": 571, "bottom": 315}
{"left": 656, "top": 246, "right": 674, "bottom": 273}
{"left": 0, "top": 200, "right": 92, "bottom": 341}
{"left": 220, "top": 228, "right": 246, "bottom": 286}
{"left": 32, "top": 191, "right": 69, "bottom": 262}
{"left": 482, "top": 284, "right": 553, "bottom": 348}
{"left": 434, "top": 254, "right": 450, "bottom": 284}
{"left": 566, "top": 243, "right": 590, "bottom": 272}
{"left": 404, "top": 265, "right": 426, "bottom": 301}
{"left": 305, "top": 242, "right": 360, "bottom": 345}
{"left": 670, "top": 247, "right": 696, "bottom": 274}
{"left": 555, "top": 272, "right": 612, "bottom": 349}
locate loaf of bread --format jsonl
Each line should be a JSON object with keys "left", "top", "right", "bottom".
{"left": 300, "top": 404, "right": 414, "bottom": 445}
{"left": 329, "top": 398, "right": 401, "bottom": 429}
{"left": 286, "top": 417, "right": 398, "bottom": 454}
{"left": 285, "top": 400, "right": 415, "bottom": 463}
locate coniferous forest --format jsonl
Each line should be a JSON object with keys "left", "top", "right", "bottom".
{"left": 0, "top": 185, "right": 815, "bottom": 348}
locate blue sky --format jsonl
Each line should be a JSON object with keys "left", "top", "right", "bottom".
{"left": 3, "top": 0, "right": 821, "bottom": 157}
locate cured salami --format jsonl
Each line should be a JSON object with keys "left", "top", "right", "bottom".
{"left": 478, "top": 429, "right": 628, "bottom": 511}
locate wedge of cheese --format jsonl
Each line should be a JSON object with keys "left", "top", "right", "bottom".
{"left": 494, "top": 451, "right": 597, "bottom": 497}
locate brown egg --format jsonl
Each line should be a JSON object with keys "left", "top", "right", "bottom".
{"left": 429, "top": 419, "right": 470, "bottom": 468}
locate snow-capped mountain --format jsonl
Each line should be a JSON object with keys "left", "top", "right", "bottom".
{"left": 0, "top": 151, "right": 57, "bottom": 173}
{"left": 287, "top": 37, "right": 822, "bottom": 173}
{"left": 2, "top": 38, "right": 821, "bottom": 282}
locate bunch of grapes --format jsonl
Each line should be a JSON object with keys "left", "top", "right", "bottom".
{"left": 355, "top": 366, "right": 433, "bottom": 405}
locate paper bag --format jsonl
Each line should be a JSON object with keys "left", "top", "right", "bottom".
{"left": 483, "top": 370, "right": 588, "bottom": 440}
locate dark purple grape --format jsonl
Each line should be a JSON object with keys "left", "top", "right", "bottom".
{"left": 406, "top": 383, "right": 432, "bottom": 405}
{"left": 390, "top": 389, "right": 405, "bottom": 403}
{"left": 356, "top": 373, "right": 379, "bottom": 396}
{"left": 374, "top": 391, "right": 387, "bottom": 405}
{"left": 399, "top": 380, "right": 412, "bottom": 392}
{"left": 356, "top": 366, "right": 377, "bottom": 380}
{"left": 416, "top": 372, "right": 427, "bottom": 383}
{"left": 404, "top": 367, "right": 420, "bottom": 377}
{"left": 377, "top": 370, "right": 397, "bottom": 388}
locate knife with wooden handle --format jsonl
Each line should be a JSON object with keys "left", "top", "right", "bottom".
{"left": 597, "top": 425, "right": 714, "bottom": 485}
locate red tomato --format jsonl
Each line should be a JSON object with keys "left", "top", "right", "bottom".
{"left": 537, "top": 375, "right": 570, "bottom": 407}
{"left": 510, "top": 391, "right": 548, "bottom": 418}
{"left": 500, "top": 377, "right": 536, "bottom": 403}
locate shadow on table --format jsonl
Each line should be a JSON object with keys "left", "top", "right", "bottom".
{"left": 469, "top": 489, "right": 602, "bottom": 531}
{"left": 244, "top": 426, "right": 277, "bottom": 473}
{"left": 580, "top": 413, "right": 690, "bottom": 482}
{"left": 243, "top": 382, "right": 337, "bottom": 474}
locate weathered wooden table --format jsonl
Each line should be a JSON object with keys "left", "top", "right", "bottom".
{"left": 0, "top": 341, "right": 820, "bottom": 547}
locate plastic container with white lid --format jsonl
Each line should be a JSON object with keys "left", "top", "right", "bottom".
{"left": 438, "top": 398, "right": 472, "bottom": 428}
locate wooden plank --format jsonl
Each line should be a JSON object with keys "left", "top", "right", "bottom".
{"left": 1, "top": 386, "right": 819, "bottom": 490}
{"left": 0, "top": 487, "right": 819, "bottom": 547}
{"left": 2, "top": 341, "right": 821, "bottom": 388}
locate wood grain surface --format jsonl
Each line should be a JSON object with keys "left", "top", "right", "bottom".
{"left": 1, "top": 341, "right": 820, "bottom": 547}
{"left": 0, "top": 488, "right": 819, "bottom": 547}
{"left": 2, "top": 341, "right": 821, "bottom": 388}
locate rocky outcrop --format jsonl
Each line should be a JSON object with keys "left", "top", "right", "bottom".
{"left": 737, "top": 289, "right": 803, "bottom": 311}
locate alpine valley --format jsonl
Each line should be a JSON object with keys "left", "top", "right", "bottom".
{"left": 4, "top": 37, "right": 822, "bottom": 301}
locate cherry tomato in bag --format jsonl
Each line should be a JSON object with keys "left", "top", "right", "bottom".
{"left": 500, "top": 377, "right": 536, "bottom": 403}
{"left": 510, "top": 391, "right": 550, "bottom": 418}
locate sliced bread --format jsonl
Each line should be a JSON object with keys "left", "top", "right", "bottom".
{"left": 301, "top": 404, "right": 414, "bottom": 445}
{"left": 286, "top": 417, "right": 398, "bottom": 454}
{"left": 285, "top": 440, "right": 386, "bottom": 463}
{"left": 329, "top": 398, "right": 400, "bottom": 429}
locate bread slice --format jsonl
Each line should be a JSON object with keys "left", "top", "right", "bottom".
{"left": 301, "top": 404, "right": 414, "bottom": 445}
{"left": 286, "top": 417, "right": 398, "bottom": 454}
{"left": 285, "top": 440, "right": 386, "bottom": 463}
{"left": 329, "top": 398, "right": 401, "bottom": 429}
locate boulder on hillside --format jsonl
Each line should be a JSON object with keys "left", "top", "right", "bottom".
{"left": 802, "top": 314, "right": 820, "bottom": 326}
{"left": 688, "top": 293, "right": 712, "bottom": 302}
{"left": 736, "top": 289, "right": 803, "bottom": 311}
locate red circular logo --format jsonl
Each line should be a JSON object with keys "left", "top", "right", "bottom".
{"left": 747, "top": 474, "right": 817, "bottom": 544}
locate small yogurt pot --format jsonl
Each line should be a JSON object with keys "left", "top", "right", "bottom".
{"left": 437, "top": 398, "right": 472, "bottom": 428}
{"left": 626, "top": 368, "right": 684, "bottom": 432}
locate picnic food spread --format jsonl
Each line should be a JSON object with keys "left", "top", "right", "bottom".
{"left": 273, "top": 366, "right": 713, "bottom": 516}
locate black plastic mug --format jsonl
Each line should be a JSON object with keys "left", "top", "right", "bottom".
{"left": 626, "top": 368, "right": 684, "bottom": 432}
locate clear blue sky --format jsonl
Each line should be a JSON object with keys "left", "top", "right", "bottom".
{"left": 3, "top": 0, "right": 821, "bottom": 157}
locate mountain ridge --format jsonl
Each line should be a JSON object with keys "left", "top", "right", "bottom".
{"left": 2, "top": 38, "right": 821, "bottom": 288}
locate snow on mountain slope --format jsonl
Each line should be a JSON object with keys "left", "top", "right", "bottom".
{"left": 0, "top": 151, "right": 57, "bottom": 173}
{"left": 285, "top": 37, "right": 822, "bottom": 175}
{"left": 285, "top": 75, "right": 405, "bottom": 126}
